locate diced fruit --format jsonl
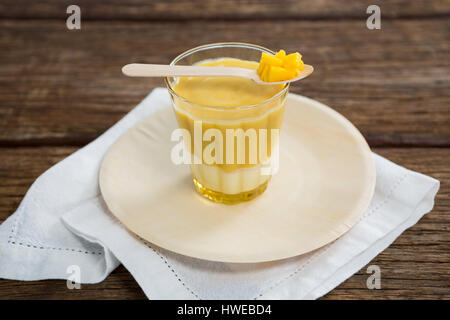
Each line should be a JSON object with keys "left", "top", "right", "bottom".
{"left": 257, "top": 49, "right": 305, "bottom": 83}
{"left": 262, "top": 65, "right": 271, "bottom": 81}
{"left": 275, "top": 50, "right": 286, "bottom": 59}
{"left": 267, "top": 66, "right": 290, "bottom": 82}
{"left": 283, "top": 53, "right": 302, "bottom": 68}
{"left": 260, "top": 52, "right": 284, "bottom": 67}
{"left": 257, "top": 61, "right": 265, "bottom": 75}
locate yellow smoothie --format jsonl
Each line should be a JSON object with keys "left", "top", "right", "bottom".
{"left": 171, "top": 58, "right": 287, "bottom": 203}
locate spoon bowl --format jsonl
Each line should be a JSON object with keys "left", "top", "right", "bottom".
{"left": 122, "top": 63, "right": 313, "bottom": 85}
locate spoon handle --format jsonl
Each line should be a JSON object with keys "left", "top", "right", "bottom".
{"left": 122, "top": 63, "right": 254, "bottom": 78}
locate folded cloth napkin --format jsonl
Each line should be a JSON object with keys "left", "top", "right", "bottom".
{"left": 0, "top": 88, "right": 439, "bottom": 299}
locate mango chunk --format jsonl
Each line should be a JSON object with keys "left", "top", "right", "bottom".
{"left": 283, "top": 53, "right": 302, "bottom": 68}
{"left": 260, "top": 52, "right": 283, "bottom": 67}
{"left": 266, "top": 66, "right": 292, "bottom": 82}
{"left": 257, "top": 49, "right": 304, "bottom": 83}
{"left": 275, "top": 50, "right": 286, "bottom": 59}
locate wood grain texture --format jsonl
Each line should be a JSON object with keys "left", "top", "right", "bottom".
{"left": 0, "top": 0, "right": 449, "bottom": 20}
{"left": 0, "top": 19, "right": 449, "bottom": 147}
{"left": 0, "top": 265, "right": 146, "bottom": 300}
{"left": 0, "top": 147, "right": 448, "bottom": 299}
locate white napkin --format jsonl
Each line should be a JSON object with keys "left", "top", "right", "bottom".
{"left": 0, "top": 88, "right": 439, "bottom": 299}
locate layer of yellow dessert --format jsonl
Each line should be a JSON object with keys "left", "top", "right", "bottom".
{"left": 171, "top": 58, "right": 287, "bottom": 195}
{"left": 257, "top": 50, "right": 304, "bottom": 82}
{"left": 174, "top": 58, "right": 284, "bottom": 107}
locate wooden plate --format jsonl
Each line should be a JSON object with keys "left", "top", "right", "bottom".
{"left": 99, "top": 93, "right": 376, "bottom": 263}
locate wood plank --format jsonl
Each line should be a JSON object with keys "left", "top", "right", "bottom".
{"left": 0, "top": 265, "right": 146, "bottom": 299}
{"left": 0, "top": 0, "right": 449, "bottom": 20}
{"left": 0, "top": 147, "right": 448, "bottom": 299}
{"left": 0, "top": 19, "right": 449, "bottom": 147}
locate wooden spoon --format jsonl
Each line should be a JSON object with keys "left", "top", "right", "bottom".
{"left": 122, "top": 63, "right": 313, "bottom": 85}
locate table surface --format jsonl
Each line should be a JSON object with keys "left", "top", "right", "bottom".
{"left": 0, "top": 0, "right": 449, "bottom": 299}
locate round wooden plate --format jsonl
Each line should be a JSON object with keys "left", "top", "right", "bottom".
{"left": 99, "top": 93, "right": 376, "bottom": 263}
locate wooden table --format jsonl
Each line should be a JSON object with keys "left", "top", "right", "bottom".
{"left": 0, "top": 1, "right": 449, "bottom": 299}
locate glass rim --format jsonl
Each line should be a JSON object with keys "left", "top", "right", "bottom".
{"left": 164, "top": 42, "right": 290, "bottom": 111}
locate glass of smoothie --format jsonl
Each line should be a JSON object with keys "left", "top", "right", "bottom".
{"left": 165, "top": 43, "right": 289, "bottom": 204}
